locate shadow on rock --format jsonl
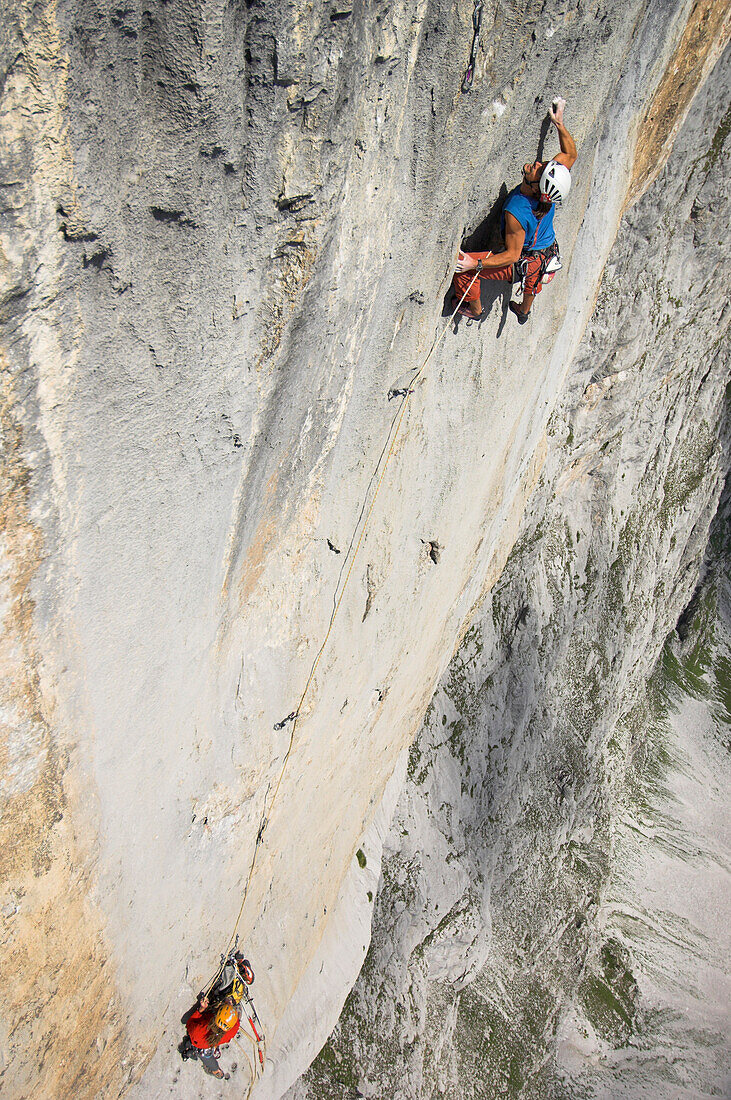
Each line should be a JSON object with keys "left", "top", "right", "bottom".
{"left": 442, "top": 182, "right": 514, "bottom": 332}
{"left": 462, "top": 183, "right": 509, "bottom": 253}
{"left": 442, "top": 276, "right": 512, "bottom": 334}
{"left": 536, "top": 116, "right": 551, "bottom": 162}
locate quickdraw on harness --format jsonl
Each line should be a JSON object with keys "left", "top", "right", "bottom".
{"left": 461, "top": 1, "right": 483, "bottom": 93}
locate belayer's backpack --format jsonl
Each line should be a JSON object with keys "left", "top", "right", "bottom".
{"left": 209, "top": 952, "right": 255, "bottom": 1006}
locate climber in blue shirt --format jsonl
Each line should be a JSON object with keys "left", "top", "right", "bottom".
{"left": 452, "top": 97, "right": 577, "bottom": 323}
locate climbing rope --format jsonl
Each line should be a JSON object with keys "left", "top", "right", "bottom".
{"left": 198, "top": 263, "right": 482, "bottom": 1062}
{"left": 232, "top": 1039, "right": 257, "bottom": 1099}
{"left": 228, "top": 1026, "right": 262, "bottom": 1099}
{"left": 232, "top": 1003, "right": 267, "bottom": 1098}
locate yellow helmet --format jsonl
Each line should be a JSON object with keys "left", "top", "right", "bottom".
{"left": 215, "top": 1003, "right": 238, "bottom": 1031}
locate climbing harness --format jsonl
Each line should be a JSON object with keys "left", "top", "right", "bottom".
{"left": 515, "top": 240, "right": 561, "bottom": 293}
{"left": 461, "top": 1, "right": 483, "bottom": 93}
{"left": 196, "top": 263, "right": 481, "bottom": 1080}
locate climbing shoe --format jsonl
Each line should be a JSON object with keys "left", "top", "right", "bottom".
{"left": 178, "top": 1038, "right": 195, "bottom": 1062}
{"left": 457, "top": 303, "right": 483, "bottom": 322}
{"left": 509, "top": 301, "right": 530, "bottom": 324}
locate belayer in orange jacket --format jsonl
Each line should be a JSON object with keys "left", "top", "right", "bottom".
{"left": 182, "top": 994, "right": 240, "bottom": 1080}
{"left": 452, "top": 97, "right": 577, "bottom": 324}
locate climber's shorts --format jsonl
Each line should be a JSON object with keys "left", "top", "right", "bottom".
{"left": 452, "top": 240, "right": 558, "bottom": 304}
{"left": 452, "top": 254, "right": 512, "bottom": 304}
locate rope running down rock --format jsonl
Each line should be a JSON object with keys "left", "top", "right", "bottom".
{"left": 200, "top": 267, "right": 481, "bottom": 1066}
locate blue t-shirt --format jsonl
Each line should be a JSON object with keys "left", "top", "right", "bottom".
{"left": 502, "top": 186, "right": 556, "bottom": 252}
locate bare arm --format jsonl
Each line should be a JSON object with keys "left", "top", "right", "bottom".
{"left": 498, "top": 214, "right": 526, "bottom": 264}
{"left": 456, "top": 214, "right": 525, "bottom": 272}
{"left": 549, "top": 97, "right": 577, "bottom": 169}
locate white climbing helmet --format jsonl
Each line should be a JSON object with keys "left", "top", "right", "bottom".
{"left": 540, "top": 161, "right": 571, "bottom": 205}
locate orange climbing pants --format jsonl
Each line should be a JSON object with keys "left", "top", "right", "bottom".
{"left": 452, "top": 249, "right": 549, "bottom": 305}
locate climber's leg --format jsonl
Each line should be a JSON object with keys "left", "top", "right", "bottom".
{"left": 514, "top": 253, "right": 544, "bottom": 315}
{"left": 516, "top": 289, "right": 536, "bottom": 314}
{"left": 452, "top": 252, "right": 513, "bottom": 317}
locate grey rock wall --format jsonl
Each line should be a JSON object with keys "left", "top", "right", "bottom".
{"left": 0, "top": 1, "right": 729, "bottom": 1098}
{"left": 293, "top": 35, "right": 731, "bottom": 1100}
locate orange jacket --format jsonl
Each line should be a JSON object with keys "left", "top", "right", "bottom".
{"left": 186, "top": 1008, "right": 240, "bottom": 1050}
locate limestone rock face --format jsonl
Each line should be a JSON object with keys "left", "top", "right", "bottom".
{"left": 293, "top": 33, "right": 731, "bottom": 1100}
{"left": 0, "top": 2, "right": 728, "bottom": 1099}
